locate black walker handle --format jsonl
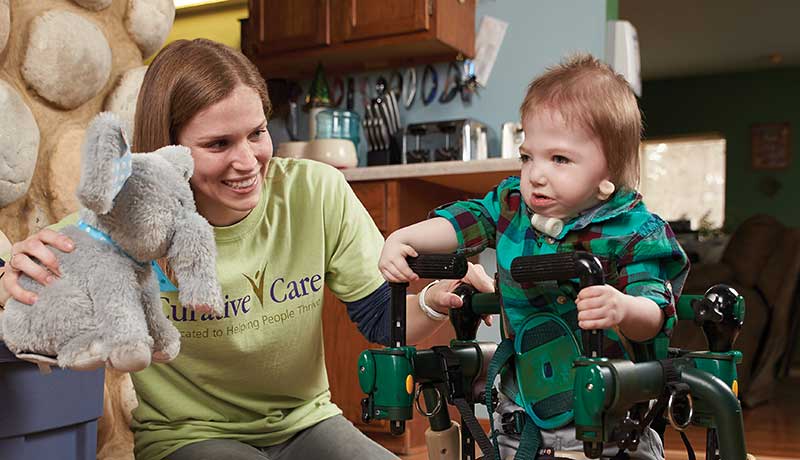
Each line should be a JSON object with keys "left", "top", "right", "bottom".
{"left": 510, "top": 252, "right": 605, "bottom": 357}
{"left": 386, "top": 254, "right": 468, "bottom": 436}
{"left": 511, "top": 252, "right": 606, "bottom": 458}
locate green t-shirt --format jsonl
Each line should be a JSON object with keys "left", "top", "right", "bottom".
{"left": 124, "top": 158, "right": 384, "bottom": 459}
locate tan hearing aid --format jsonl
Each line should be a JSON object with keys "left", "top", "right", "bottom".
{"left": 597, "top": 180, "right": 615, "bottom": 200}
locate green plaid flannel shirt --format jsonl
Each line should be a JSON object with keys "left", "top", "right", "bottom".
{"left": 433, "top": 176, "right": 689, "bottom": 359}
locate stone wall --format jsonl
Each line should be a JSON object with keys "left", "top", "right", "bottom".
{"left": 0, "top": 0, "right": 173, "bottom": 243}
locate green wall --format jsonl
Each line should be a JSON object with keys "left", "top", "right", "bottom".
{"left": 640, "top": 68, "right": 800, "bottom": 229}
{"left": 606, "top": 0, "right": 618, "bottom": 20}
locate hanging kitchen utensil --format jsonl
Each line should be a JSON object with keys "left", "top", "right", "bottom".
{"left": 439, "top": 61, "right": 462, "bottom": 104}
{"left": 375, "top": 75, "right": 387, "bottom": 98}
{"left": 389, "top": 71, "right": 403, "bottom": 102}
{"left": 359, "top": 77, "right": 371, "bottom": 108}
{"left": 346, "top": 77, "right": 355, "bottom": 111}
{"left": 421, "top": 64, "right": 438, "bottom": 106}
{"left": 460, "top": 59, "right": 479, "bottom": 103}
{"left": 285, "top": 81, "right": 303, "bottom": 141}
{"left": 330, "top": 76, "right": 344, "bottom": 108}
{"left": 402, "top": 67, "right": 417, "bottom": 109}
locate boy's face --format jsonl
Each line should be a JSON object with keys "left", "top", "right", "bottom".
{"left": 519, "top": 108, "right": 610, "bottom": 220}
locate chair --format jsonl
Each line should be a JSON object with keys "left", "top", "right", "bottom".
{"left": 670, "top": 214, "right": 800, "bottom": 407}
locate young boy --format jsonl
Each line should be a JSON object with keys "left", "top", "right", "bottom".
{"left": 379, "top": 54, "right": 689, "bottom": 459}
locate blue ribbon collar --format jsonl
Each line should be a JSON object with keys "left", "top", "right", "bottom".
{"left": 76, "top": 219, "right": 148, "bottom": 267}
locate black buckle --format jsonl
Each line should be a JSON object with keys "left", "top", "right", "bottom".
{"left": 479, "top": 388, "right": 499, "bottom": 412}
{"left": 535, "top": 447, "right": 557, "bottom": 459}
{"left": 431, "top": 346, "right": 465, "bottom": 402}
{"left": 500, "top": 410, "right": 526, "bottom": 435}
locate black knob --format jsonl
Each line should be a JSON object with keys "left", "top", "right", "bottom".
{"left": 694, "top": 284, "right": 743, "bottom": 352}
{"left": 450, "top": 284, "right": 482, "bottom": 341}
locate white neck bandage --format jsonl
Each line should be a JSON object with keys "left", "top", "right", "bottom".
{"left": 529, "top": 213, "right": 564, "bottom": 238}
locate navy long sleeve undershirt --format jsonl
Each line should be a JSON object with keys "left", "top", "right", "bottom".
{"left": 344, "top": 281, "right": 392, "bottom": 346}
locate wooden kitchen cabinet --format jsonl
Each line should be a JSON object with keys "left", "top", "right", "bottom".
{"left": 322, "top": 179, "right": 473, "bottom": 455}
{"left": 247, "top": 0, "right": 330, "bottom": 55}
{"left": 243, "top": 0, "right": 475, "bottom": 79}
{"left": 341, "top": 0, "right": 430, "bottom": 43}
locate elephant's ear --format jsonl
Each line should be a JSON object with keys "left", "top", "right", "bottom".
{"left": 154, "top": 145, "right": 194, "bottom": 181}
{"left": 76, "top": 112, "right": 132, "bottom": 215}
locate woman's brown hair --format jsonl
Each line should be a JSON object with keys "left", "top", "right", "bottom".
{"left": 134, "top": 39, "right": 271, "bottom": 285}
{"left": 133, "top": 38, "right": 272, "bottom": 153}
{"left": 519, "top": 53, "right": 642, "bottom": 190}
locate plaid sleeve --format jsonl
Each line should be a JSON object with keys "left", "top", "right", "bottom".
{"left": 431, "top": 178, "right": 511, "bottom": 257}
{"left": 616, "top": 217, "right": 690, "bottom": 339}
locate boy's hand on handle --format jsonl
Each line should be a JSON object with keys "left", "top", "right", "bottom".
{"left": 3, "top": 229, "right": 75, "bottom": 305}
{"left": 378, "top": 236, "right": 419, "bottom": 283}
{"left": 576, "top": 284, "right": 628, "bottom": 330}
{"left": 423, "top": 262, "right": 495, "bottom": 326}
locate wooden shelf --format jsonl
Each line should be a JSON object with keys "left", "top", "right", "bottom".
{"left": 342, "top": 158, "right": 520, "bottom": 195}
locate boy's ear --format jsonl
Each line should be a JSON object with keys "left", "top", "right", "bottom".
{"left": 76, "top": 112, "right": 132, "bottom": 215}
{"left": 597, "top": 179, "right": 615, "bottom": 200}
{"left": 154, "top": 145, "right": 194, "bottom": 181}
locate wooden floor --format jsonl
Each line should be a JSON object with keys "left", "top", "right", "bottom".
{"left": 401, "top": 378, "right": 800, "bottom": 460}
{"left": 664, "top": 377, "right": 800, "bottom": 460}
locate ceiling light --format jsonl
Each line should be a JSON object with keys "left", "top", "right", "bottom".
{"left": 768, "top": 53, "right": 784, "bottom": 65}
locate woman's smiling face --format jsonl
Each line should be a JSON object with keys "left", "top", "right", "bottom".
{"left": 177, "top": 84, "right": 273, "bottom": 227}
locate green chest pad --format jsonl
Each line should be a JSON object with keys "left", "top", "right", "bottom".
{"left": 514, "top": 312, "right": 582, "bottom": 430}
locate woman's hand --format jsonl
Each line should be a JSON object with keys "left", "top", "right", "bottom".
{"left": 3, "top": 229, "right": 74, "bottom": 305}
{"left": 422, "top": 262, "right": 495, "bottom": 326}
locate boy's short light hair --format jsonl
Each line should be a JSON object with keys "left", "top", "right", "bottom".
{"left": 520, "top": 53, "right": 642, "bottom": 189}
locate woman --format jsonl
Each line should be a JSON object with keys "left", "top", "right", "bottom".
{"left": 0, "top": 39, "right": 493, "bottom": 460}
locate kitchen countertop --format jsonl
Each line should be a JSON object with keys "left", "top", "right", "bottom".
{"left": 342, "top": 158, "right": 520, "bottom": 194}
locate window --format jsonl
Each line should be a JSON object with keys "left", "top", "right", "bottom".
{"left": 639, "top": 135, "right": 726, "bottom": 231}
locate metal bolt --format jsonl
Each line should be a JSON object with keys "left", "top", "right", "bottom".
{"left": 586, "top": 383, "right": 594, "bottom": 391}
{"left": 359, "top": 366, "right": 366, "bottom": 373}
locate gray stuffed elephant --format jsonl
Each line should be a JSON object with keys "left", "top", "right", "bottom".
{"left": 1, "top": 112, "right": 223, "bottom": 372}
